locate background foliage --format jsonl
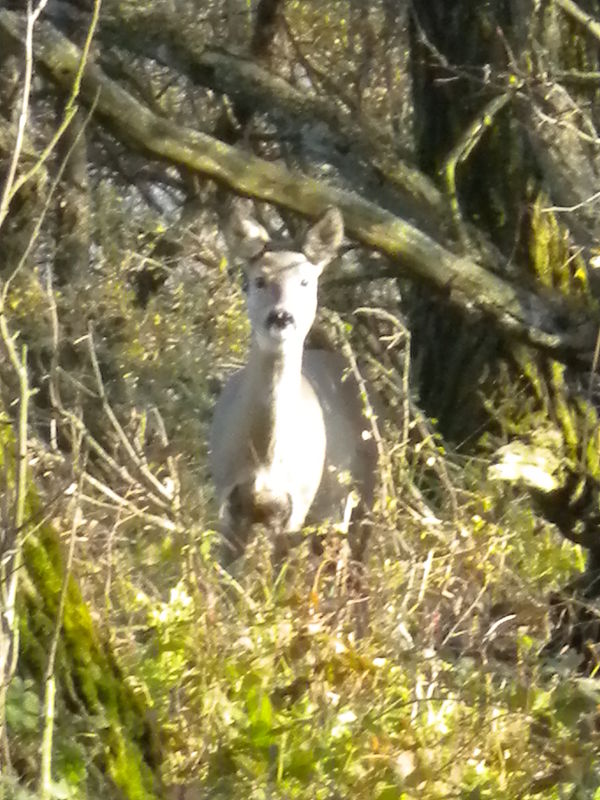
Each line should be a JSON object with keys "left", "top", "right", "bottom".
{"left": 2, "top": 0, "right": 600, "bottom": 798}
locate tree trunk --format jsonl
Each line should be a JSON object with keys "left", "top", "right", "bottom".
{"left": 409, "top": 0, "right": 600, "bottom": 567}
{"left": 54, "top": 106, "right": 90, "bottom": 285}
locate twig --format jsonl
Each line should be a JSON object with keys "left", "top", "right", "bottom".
{"left": 6, "top": 0, "right": 102, "bottom": 210}
{"left": 0, "top": 0, "right": 49, "bottom": 229}
{"left": 554, "top": 68, "right": 600, "bottom": 85}
{"left": 103, "top": 502, "right": 124, "bottom": 629}
{"left": 355, "top": 306, "right": 411, "bottom": 471}
{"left": 46, "top": 281, "right": 172, "bottom": 515}
{"left": 323, "top": 308, "right": 393, "bottom": 510}
{"left": 1, "top": 94, "right": 98, "bottom": 306}
{"left": 541, "top": 188, "right": 600, "bottom": 213}
{"left": 358, "top": 312, "right": 459, "bottom": 522}
{"left": 440, "top": 556, "right": 493, "bottom": 647}
{"left": 82, "top": 472, "right": 179, "bottom": 533}
{"left": 410, "top": 403, "right": 460, "bottom": 524}
{"left": 442, "top": 92, "right": 512, "bottom": 247}
{"left": 39, "top": 472, "right": 85, "bottom": 800}
{"left": 87, "top": 324, "right": 176, "bottom": 506}
{"left": 581, "top": 325, "right": 600, "bottom": 470}
{"left": 416, "top": 548, "right": 435, "bottom": 609}
{"left": 555, "top": 0, "right": 600, "bottom": 43}
{"left": 212, "top": 562, "right": 258, "bottom": 611}
{"left": 529, "top": 91, "right": 600, "bottom": 147}
{"left": 150, "top": 406, "right": 181, "bottom": 519}
{"left": 0, "top": 342, "right": 30, "bottom": 758}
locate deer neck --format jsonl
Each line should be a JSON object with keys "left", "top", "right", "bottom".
{"left": 244, "top": 339, "right": 304, "bottom": 467}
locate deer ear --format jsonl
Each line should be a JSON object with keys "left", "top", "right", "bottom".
{"left": 226, "top": 206, "right": 270, "bottom": 259}
{"left": 302, "top": 207, "right": 344, "bottom": 268}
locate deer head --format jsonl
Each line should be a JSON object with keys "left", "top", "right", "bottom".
{"left": 227, "top": 207, "right": 344, "bottom": 355}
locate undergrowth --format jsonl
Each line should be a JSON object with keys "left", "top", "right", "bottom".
{"left": 1, "top": 197, "right": 599, "bottom": 800}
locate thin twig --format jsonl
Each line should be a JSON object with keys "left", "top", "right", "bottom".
{"left": 1, "top": 93, "right": 98, "bottom": 306}
{"left": 323, "top": 309, "right": 393, "bottom": 510}
{"left": 541, "top": 188, "right": 600, "bottom": 213}
{"left": 580, "top": 325, "right": 600, "bottom": 470}
{"left": 87, "top": 324, "right": 175, "bottom": 506}
{"left": 442, "top": 92, "right": 512, "bottom": 247}
{"left": 355, "top": 306, "right": 411, "bottom": 471}
{"left": 39, "top": 471, "right": 85, "bottom": 800}
{"left": 0, "top": 341, "right": 30, "bottom": 758}
{"left": 212, "top": 562, "right": 258, "bottom": 611}
{"left": 46, "top": 281, "right": 172, "bottom": 514}
{"left": 555, "top": 0, "right": 600, "bottom": 43}
{"left": 0, "top": 0, "right": 49, "bottom": 229}
{"left": 5, "top": 0, "right": 102, "bottom": 210}
{"left": 103, "top": 503, "right": 124, "bottom": 629}
{"left": 150, "top": 406, "right": 181, "bottom": 519}
{"left": 82, "top": 472, "right": 179, "bottom": 533}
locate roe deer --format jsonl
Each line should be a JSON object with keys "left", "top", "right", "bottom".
{"left": 209, "top": 206, "right": 377, "bottom": 565}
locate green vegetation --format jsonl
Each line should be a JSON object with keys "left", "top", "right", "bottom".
{"left": 1, "top": 228, "right": 597, "bottom": 798}
{"left": 2, "top": 0, "right": 600, "bottom": 798}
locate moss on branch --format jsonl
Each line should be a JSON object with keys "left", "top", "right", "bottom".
{"left": 0, "top": 10, "right": 596, "bottom": 355}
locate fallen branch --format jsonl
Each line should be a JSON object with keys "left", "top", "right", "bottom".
{"left": 555, "top": 0, "right": 600, "bottom": 44}
{"left": 0, "top": 10, "right": 597, "bottom": 355}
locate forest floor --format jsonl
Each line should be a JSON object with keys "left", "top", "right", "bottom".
{"left": 3, "top": 235, "right": 599, "bottom": 800}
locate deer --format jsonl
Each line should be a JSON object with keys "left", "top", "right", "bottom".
{"left": 209, "top": 205, "right": 377, "bottom": 568}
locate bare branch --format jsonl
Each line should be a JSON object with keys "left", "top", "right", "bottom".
{"left": 443, "top": 93, "right": 513, "bottom": 245}
{"left": 0, "top": 10, "right": 595, "bottom": 355}
{"left": 555, "top": 0, "right": 600, "bottom": 44}
{"left": 87, "top": 325, "right": 177, "bottom": 507}
{"left": 0, "top": 0, "right": 101, "bottom": 225}
{"left": 0, "top": 0, "right": 48, "bottom": 228}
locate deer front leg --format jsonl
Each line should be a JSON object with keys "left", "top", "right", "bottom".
{"left": 219, "top": 483, "right": 257, "bottom": 567}
{"left": 219, "top": 481, "right": 293, "bottom": 567}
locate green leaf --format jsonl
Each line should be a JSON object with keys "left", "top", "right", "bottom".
{"left": 376, "top": 787, "right": 404, "bottom": 800}
{"left": 23, "top": 689, "right": 40, "bottom": 716}
{"left": 246, "top": 686, "right": 273, "bottom": 729}
{"left": 287, "top": 746, "right": 315, "bottom": 780}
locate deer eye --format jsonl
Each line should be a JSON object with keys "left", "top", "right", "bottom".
{"left": 300, "top": 277, "right": 309, "bottom": 287}
{"left": 255, "top": 276, "right": 267, "bottom": 289}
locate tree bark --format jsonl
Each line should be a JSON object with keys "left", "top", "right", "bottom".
{"left": 54, "top": 106, "right": 90, "bottom": 284}
{"left": 409, "top": 0, "right": 600, "bottom": 569}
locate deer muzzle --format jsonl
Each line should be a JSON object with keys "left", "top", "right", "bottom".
{"left": 267, "top": 309, "right": 295, "bottom": 330}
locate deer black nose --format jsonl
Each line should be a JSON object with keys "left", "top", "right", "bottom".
{"left": 267, "top": 309, "right": 294, "bottom": 329}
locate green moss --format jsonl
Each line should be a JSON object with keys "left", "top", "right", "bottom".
{"left": 550, "top": 361, "right": 578, "bottom": 456}
{"left": 17, "top": 603, "right": 47, "bottom": 678}
{"left": 576, "top": 397, "right": 600, "bottom": 478}
{"left": 107, "top": 728, "right": 158, "bottom": 800}
{"left": 529, "top": 194, "right": 561, "bottom": 288}
{"left": 528, "top": 192, "right": 592, "bottom": 299}
{"left": 18, "top": 524, "right": 159, "bottom": 796}
{"left": 518, "top": 191, "right": 600, "bottom": 475}
{"left": 514, "top": 346, "right": 548, "bottom": 409}
{"left": 1, "top": 403, "right": 160, "bottom": 799}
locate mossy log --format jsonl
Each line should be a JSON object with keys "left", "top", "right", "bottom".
{"left": 0, "top": 9, "right": 596, "bottom": 356}
{"left": 96, "top": 15, "right": 449, "bottom": 228}
{"left": 0, "top": 413, "right": 161, "bottom": 798}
